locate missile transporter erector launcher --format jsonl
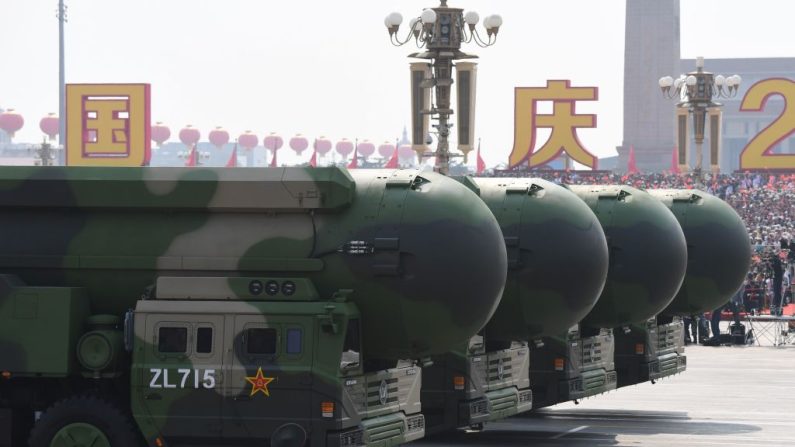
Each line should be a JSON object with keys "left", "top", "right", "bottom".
{"left": 650, "top": 189, "right": 751, "bottom": 318}
{"left": 423, "top": 177, "right": 609, "bottom": 432}
{"left": 0, "top": 167, "right": 508, "bottom": 447}
{"left": 530, "top": 185, "right": 688, "bottom": 409}
{"left": 609, "top": 189, "right": 752, "bottom": 388}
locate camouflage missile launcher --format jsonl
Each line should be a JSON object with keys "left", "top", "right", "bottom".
{"left": 0, "top": 166, "right": 508, "bottom": 447}
{"left": 423, "top": 177, "right": 608, "bottom": 432}
{"left": 531, "top": 185, "right": 688, "bottom": 409}
{"left": 476, "top": 178, "right": 609, "bottom": 342}
{"left": 609, "top": 190, "right": 751, "bottom": 389}
{"left": 570, "top": 185, "right": 688, "bottom": 330}
{"left": 649, "top": 189, "right": 751, "bottom": 317}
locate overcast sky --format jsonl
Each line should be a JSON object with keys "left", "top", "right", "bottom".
{"left": 1, "top": 0, "right": 793, "bottom": 167}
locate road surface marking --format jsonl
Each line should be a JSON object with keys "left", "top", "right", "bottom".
{"left": 550, "top": 425, "right": 588, "bottom": 439}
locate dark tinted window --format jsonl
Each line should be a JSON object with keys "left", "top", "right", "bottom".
{"left": 247, "top": 328, "right": 277, "bottom": 355}
{"left": 196, "top": 327, "right": 213, "bottom": 354}
{"left": 341, "top": 319, "right": 361, "bottom": 369}
{"left": 343, "top": 319, "right": 360, "bottom": 353}
{"left": 158, "top": 327, "right": 187, "bottom": 353}
{"left": 286, "top": 329, "right": 302, "bottom": 354}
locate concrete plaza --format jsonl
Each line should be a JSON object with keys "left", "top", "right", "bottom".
{"left": 413, "top": 343, "right": 795, "bottom": 446}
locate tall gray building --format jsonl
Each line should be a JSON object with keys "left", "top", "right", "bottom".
{"left": 618, "top": 0, "right": 680, "bottom": 172}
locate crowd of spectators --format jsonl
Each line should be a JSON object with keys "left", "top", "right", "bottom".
{"left": 487, "top": 169, "right": 795, "bottom": 313}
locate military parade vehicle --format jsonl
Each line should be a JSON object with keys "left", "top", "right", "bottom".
{"left": 0, "top": 166, "right": 509, "bottom": 447}
{"left": 422, "top": 177, "right": 609, "bottom": 432}
{"left": 528, "top": 184, "right": 688, "bottom": 409}
{"left": 609, "top": 189, "right": 751, "bottom": 388}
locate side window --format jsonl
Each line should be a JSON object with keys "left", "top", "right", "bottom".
{"left": 247, "top": 328, "right": 277, "bottom": 355}
{"left": 158, "top": 327, "right": 188, "bottom": 353}
{"left": 196, "top": 327, "right": 213, "bottom": 354}
{"left": 341, "top": 319, "right": 361, "bottom": 370}
{"left": 286, "top": 328, "right": 302, "bottom": 355}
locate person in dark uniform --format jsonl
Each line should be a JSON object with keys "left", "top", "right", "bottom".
{"left": 772, "top": 254, "right": 783, "bottom": 315}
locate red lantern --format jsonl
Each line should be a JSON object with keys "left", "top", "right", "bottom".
{"left": 289, "top": 134, "right": 309, "bottom": 155}
{"left": 179, "top": 125, "right": 201, "bottom": 146}
{"left": 263, "top": 133, "right": 283, "bottom": 152}
{"left": 378, "top": 142, "right": 396, "bottom": 158}
{"left": 0, "top": 109, "right": 24, "bottom": 138}
{"left": 39, "top": 113, "right": 59, "bottom": 140}
{"left": 315, "top": 137, "right": 332, "bottom": 155}
{"left": 150, "top": 122, "right": 170, "bottom": 146}
{"left": 208, "top": 126, "right": 230, "bottom": 148}
{"left": 399, "top": 145, "right": 415, "bottom": 159}
{"left": 336, "top": 139, "right": 354, "bottom": 157}
{"left": 358, "top": 140, "right": 375, "bottom": 158}
{"left": 238, "top": 131, "right": 258, "bottom": 151}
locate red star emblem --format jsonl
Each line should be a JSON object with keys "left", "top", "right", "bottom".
{"left": 245, "top": 367, "right": 275, "bottom": 397}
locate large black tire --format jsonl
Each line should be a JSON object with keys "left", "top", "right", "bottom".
{"left": 28, "top": 395, "right": 139, "bottom": 447}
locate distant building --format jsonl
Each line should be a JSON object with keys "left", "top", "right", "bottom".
{"left": 681, "top": 57, "right": 795, "bottom": 172}
{"left": 618, "top": 0, "right": 681, "bottom": 172}
{"left": 620, "top": 0, "right": 795, "bottom": 173}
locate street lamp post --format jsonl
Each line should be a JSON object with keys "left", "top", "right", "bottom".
{"left": 36, "top": 139, "right": 57, "bottom": 166}
{"left": 57, "top": 0, "right": 67, "bottom": 165}
{"left": 659, "top": 57, "right": 741, "bottom": 180}
{"left": 385, "top": 1, "right": 501, "bottom": 175}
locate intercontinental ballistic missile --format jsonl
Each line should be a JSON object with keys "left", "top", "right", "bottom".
{"left": 472, "top": 177, "right": 610, "bottom": 342}
{"left": 0, "top": 166, "right": 507, "bottom": 361}
{"left": 421, "top": 176, "right": 610, "bottom": 431}
{"left": 649, "top": 189, "right": 752, "bottom": 316}
{"left": 569, "top": 185, "right": 689, "bottom": 329}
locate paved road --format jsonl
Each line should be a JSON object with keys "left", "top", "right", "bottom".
{"left": 412, "top": 345, "right": 795, "bottom": 446}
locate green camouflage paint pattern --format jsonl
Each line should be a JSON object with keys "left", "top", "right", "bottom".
{"left": 569, "top": 185, "right": 688, "bottom": 329}
{"left": 0, "top": 166, "right": 508, "bottom": 446}
{"left": 472, "top": 178, "right": 609, "bottom": 341}
{"left": 0, "top": 166, "right": 507, "bottom": 361}
{"left": 648, "top": 189, "right": 751, "bottom": 316}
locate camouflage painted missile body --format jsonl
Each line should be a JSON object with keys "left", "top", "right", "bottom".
{"left": 474, "top": 177, "right": 609, "bottom": 341}
{"left": 610, "top": 190, "right": 750, "bottom": 389}
{"left": 649, "top": 189, "right": 751, "bottom": 316}
{"left": 0, "top": 166, "right": 506, "bottom": 361}
{"left": 569, "top": 185, "right": 688, "bottom": 329}
{"left": 529, "top": 185, "right": 688, "bottom": 409}
{"left": 0, "top": 166, "right": 508, "bottom": 446}
{"left": 422, "top": 177, "right": 608, "bottom": 431}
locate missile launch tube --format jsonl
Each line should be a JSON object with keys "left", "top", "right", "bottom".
{"left": 569, "top": 185, "right": 688, "bottom": 329}
{"left": 649, "top": 189, "right": 751, "bottom": 316}
{"left": 0, "top": 167, "right": 508, "bottom": 360}
{"left": 471, "top": 177, "right": 609, "bottom": 341}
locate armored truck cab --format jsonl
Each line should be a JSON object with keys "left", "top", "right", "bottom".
{"left": 130, "top": 277, "right": 424, "bottom": 446}
{"left": 422, "top": 336, "right": 531, "bottom": 434}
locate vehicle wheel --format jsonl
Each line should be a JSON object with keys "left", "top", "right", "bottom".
{"left": 28, "top": 395, "right": 138, "bottom": 447}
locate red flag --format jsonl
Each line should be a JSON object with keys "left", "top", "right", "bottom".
{"left": 671, "top": 146, "right": 681, "bottom": 174}
{"left": 476, "top": 141, "right": 486, "bottom": 175}
{"left": 347, "top": 147, "right": 358, "bottom": 169}
{"left": 269, "top": 148, "right": 277, "bottom": 167}
{"left": 627, "top": 146, "right": 638, "bottom": 174}
{"left": 384, "top": 146, "right": 399, "bottom": 169}
{"left": 185, "top": 143, "right": 198, "bottom": 167}
{"left": 309, "top": 149, "right": 317, "bottom": 168}
{"left": 225, "top": 143, "right": 238, "bottom": 167}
